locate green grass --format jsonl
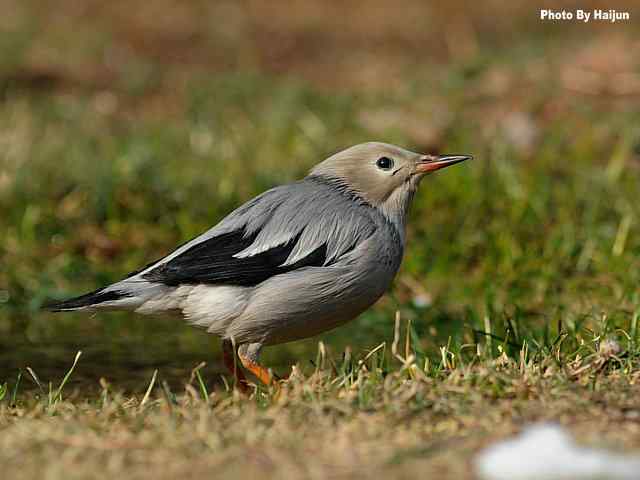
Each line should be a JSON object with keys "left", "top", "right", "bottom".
{"left": 1, "top": 1, "right": 640, "bottom": 478}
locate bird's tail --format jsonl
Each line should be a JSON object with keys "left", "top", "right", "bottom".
{"left": 42, "top": 287, "right": 132, "bottom": 312}
{"left": 43, "top": 276, "right": 170, "bottom": 312}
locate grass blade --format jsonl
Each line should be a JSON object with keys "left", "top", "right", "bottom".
{"left": 140, "top": 369, "right": 158, "bottom": 407}
{"left": 52, "top": 351, "right": 82, "bottom": 404}
{"left": 161, "top": 380, "right": 178, "bottom": 409}
{"left": 189, "top": 362, "right": 209, "bottom": 403}
{"left": 26, "top": 367, "right": 44, "bottom": 394}
{"left": 10, "top": 371, "right": 22, "bottom": 406}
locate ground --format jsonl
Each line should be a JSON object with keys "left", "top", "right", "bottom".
{"left": 1, "top": 1, "right": 640, "bottom": 479}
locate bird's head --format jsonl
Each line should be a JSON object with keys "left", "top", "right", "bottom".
{"left": 310, "top": 142, "right": 472, "bottom": 232}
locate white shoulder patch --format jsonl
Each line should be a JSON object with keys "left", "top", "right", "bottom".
{"left": 232, "top": 233, "right": 293, "bottom": 259}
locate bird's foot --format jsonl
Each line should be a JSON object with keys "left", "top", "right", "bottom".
{"left": 222, "top": 340, "right": 288, "bottom": 394}
{"left": 237, "top": 352, "right": 273, "bottom": 386}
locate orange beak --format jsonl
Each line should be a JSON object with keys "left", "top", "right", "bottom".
{"left": 414, "top": 154, "right": 472, "bottom": 174}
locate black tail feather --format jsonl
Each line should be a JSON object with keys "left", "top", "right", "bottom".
{"left": 43, "top": 289, "right": 125, "bottom": 312}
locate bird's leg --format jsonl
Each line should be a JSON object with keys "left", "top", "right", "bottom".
{"left": 221, "top": 339, "right": 248, "bottom": 389}
{"left": 237, "top": 342, "right": 272, "bottom": 386}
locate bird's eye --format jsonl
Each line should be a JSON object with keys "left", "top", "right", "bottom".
{"left": 376, "top": 157, "right": 394, "bottom": 170}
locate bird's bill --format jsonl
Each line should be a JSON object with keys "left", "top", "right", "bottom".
{"left": 414, "top": 154, "right": 472, "bottom": 174}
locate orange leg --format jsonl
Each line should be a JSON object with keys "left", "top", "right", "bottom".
{"left": 237, "top": 343, "right": 273, "bottom": 386}
{"left": 222, "top": 339, "right": 248, "bottom": 390}
{"left": 238, "top": 352, "right": 272, "bottom": 385}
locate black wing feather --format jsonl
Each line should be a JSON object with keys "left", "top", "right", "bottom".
{"left": 43, "top": 289, "right": 128, "bottom": 311}
{"left": 143, "top": 229, "right": 327, "bottom": 287}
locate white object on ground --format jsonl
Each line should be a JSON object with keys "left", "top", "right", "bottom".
{"left": 475, "top": 423, "right": 640, "bottom": 480}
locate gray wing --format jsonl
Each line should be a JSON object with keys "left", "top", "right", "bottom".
{"left": 141, "top": 177, "right": 378, "bottom": 287}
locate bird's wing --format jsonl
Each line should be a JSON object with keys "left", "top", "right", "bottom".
{"left": 141, "top": 178, "right": 377, "bottom": 287}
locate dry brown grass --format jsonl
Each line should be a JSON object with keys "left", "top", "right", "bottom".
{"left": 3, "top": 327, "right": 640, "bottom": 480}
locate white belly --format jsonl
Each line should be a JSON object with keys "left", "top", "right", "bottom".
{"left": 135, "top": 284, "right": 250, "bottom": 333}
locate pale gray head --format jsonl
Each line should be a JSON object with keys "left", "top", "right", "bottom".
{"left": 310, "top": 142, "right": 471, "bottom": 233}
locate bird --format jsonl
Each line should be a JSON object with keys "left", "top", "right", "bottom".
{"left": 45, "top": 142, "right": 471, "bottom": 389}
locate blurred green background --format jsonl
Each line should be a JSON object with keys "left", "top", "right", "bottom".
{"left": 1, "top": 0, "right": 639, "bottom": 390}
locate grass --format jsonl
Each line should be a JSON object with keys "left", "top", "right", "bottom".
{"left": 1, "top": 1, "right": 640, "bottom": 478}
{"left": 3, "top": 317, "right": 640, "bottom": 479}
